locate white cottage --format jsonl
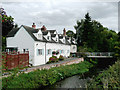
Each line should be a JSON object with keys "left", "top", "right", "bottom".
{"left": 6, "top": 23, "right": 77, "bottom": 66}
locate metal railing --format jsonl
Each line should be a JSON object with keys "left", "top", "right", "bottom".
{"left": 84, "top": 52, "right": 114, "bottom": 57}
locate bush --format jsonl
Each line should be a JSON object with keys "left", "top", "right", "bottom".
{"left": 87, "top": 59, "right": 120, "bottom": 89}
{"left": 58, "top": 55, "right": 64, "bottom": 61}
{"left": 47, "top": 56, "right": 58, "bottom": 64}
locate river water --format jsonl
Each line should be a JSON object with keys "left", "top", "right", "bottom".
{"left": 42, "top": 58, "right": 116, "bottom": 89}
{"left": 43, "top": 75, "right": 91, "bottom": 89}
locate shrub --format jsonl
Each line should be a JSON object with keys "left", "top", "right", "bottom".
{"left": 47, "top": 56, "right": 58, "bottom": 64}
{"left": 56, "top": 51, "right": 59, "bottom": 55}
{"left": 58, "top": 55, "right": 64, "bottom": 61}
{"left": 52, "top": 51, "right": 56, "bottom": 55}
{"left": 87, "top": 59, "right": 120, "bottom": 89}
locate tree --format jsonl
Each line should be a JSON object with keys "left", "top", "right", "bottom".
{"left": 0, "top": 8, "right": 14, "bottom": 37}
{"left": 0, "top": 8, "right": 14, "bottom": 51}
{"left": 66, "top": 30, "right": 75, "bottom": 38}
{"left": 74, "top": 13, "right": 95, "bottom": 50}
{"left": 74, "top": 12, "right": 119, "bottom": 52}
{"left": 118, "top": 31, "right": 120, "bottom": 41}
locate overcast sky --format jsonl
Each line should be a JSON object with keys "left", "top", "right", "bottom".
{"left": 1, "top": 0, "right": 119, "bottom": 33}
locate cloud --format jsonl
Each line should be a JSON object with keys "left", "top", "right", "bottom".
{"left": 2, "top": 1, "right": 118, "bottom": 33}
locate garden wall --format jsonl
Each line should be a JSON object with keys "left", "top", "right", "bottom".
{"left": 2, "top": 51, "right": 29, "bottom": 70}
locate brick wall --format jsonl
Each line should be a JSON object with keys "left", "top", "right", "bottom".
{"left": 2, "top": 52, "right": 29, "bottom": 70}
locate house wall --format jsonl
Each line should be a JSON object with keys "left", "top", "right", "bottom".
{"left": 33, "top": 41, "right": 71, "bottom": 66}
{"left": 70, "top": 45, "right": 77, "bottom": 53}
{"left": 7, "top": 26, "right": 76, "bottom": 66}
{"left": 33, "top": 41, "right": 46, "bottom": 66}
{"left": 46, "top": 43, "right": 71, "bottom": 63}
{"left": 7, "top": 26, "right": 34, "bottom": 64}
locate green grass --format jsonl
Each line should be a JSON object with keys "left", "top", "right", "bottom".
{"left": 2, "top": 61, "right": 93, "bottom": 89}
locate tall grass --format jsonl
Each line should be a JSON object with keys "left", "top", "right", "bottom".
{"left": 87, "top": 58, "right": 120, "bottom": 89}
{"left": 2, "top": 61, "right": 93, "bottom": 89}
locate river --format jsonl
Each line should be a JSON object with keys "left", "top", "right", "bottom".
{"left": 41, "top": 58, "right": 116, "bottom": 89}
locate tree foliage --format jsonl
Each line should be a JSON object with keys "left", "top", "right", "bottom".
{"left": 75, "top": 13, "right": 119, "bottom": 52}
{"left": 0, "top": 8, "right": 14, "bottom": 37}
{"left": 66, "top": 30, "right": 75, "bottom": 38}
{"left": 0, "top": 8, "right": 15, "bottom": 51}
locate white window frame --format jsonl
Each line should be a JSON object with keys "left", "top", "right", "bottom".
{"left": 37, "top": 49, "right": 43, "bottom": 55}
{"left": 47, "top": 49, "right": 51, "bottom": 55}
{"left": 38, "top": 34, "right": 42, "bottom": 39}
{"left": 67, "top": 50, "right": 69, "bottom": 53}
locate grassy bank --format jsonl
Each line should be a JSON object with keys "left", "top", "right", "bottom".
{"left": 87, "top": 58, "right": 120, "bottom": 89}
{"left": 2, "top": 61, "right": 93, "bottom": 89}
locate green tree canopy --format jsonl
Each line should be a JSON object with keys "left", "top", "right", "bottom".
{"left": 74, "top": 12, "right": 119, "bottom": 52}
{"left": 66, "top": 30, "right": 75, "bottom": 38}
{"left": 0, "top": 8, "right": 14, "bottom": 36}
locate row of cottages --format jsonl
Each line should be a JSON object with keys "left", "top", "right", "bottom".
{"left": 6, "top": 23, "right": 77, "bottom": 66}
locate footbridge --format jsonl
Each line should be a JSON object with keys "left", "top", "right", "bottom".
{"left": 75, "top": 52, "right": 114, "bottom": 58}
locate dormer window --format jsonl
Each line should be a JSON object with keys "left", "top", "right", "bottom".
{"left": 38, "top": 34, "right": 41, "bottom": 38}
{"left": 73, "top": 46, "right": 75, "bottom": 49}
{"left": 63, "top": 39, "right": 65, "bottom": 43}
{"left": 37, "top": 34, "right": 42, "bottom": 39}
{"left": 47, "top": 36, "right": 50, "bottom": 40}
{"left": 56, "top": 38, "right": 57, "bottom": 41}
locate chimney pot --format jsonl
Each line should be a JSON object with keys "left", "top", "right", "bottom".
{"left": 63, "top": 28, "right": 66, "bottom": 36}
{"left": 32, "top": 23, "right": 36, "bottom": 29}
{"left": 41, "top": 25, "right": 47, "bottom": 31}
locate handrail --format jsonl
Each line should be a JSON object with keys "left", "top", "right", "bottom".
{"left": 78, "top": 52, "right": 114, "bottom": 56}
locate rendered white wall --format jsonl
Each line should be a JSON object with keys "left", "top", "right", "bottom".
{"left": 70, "top": 45, "right": 77, "bottom": 53}
{"left": 33, "top": 41, "right": 46, "bottom": 66}
{"left": 7, "top": 26, "right": 34, "bottom": 64}
{"left": 46, "top": 43, "right": 70, "bottom": 62}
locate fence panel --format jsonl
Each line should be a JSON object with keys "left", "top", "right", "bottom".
{"left": 2, "top": 52, "right": 29, "bottom": 70}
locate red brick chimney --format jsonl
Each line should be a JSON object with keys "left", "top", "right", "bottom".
{"left": 63, "top": 28, "right": 66, "bottom": 36}
{"left": 41, "top": 25, "right": 47, "bottom": 31}
{"left": 32, "top": 23, "right": 36, "bottom": 29}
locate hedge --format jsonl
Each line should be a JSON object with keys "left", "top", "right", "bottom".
{"left": 2, "top": 61, "right": 93, "bottom": 89}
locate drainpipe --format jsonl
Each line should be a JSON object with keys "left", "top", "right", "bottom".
{"left": 45, "top": 42, "right": 46, "bottom": 63}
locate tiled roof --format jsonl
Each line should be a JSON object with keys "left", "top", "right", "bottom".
{"left": 47, "top": 30, "right": 56, "bottom": 34}
{"left": 7, "top": 28, "right": 20, "bottom": 37}
{"left": 7, "top": 25, "right": 75, "bottom": 45}
{"left": 42, "top": 31, "right": 48, "bottom": 35}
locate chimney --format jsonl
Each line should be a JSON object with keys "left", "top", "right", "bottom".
{"left": 41, "top": 25, "right": 47, "bottom": 31}
{"left": 32, "top": 23, "right": 36, "bottom": 29}
{"left": 63, "top": 28, "right": 66, "bottom": 36}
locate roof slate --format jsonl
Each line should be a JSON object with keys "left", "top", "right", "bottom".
{"left": 47, "top": 30, "right": 56, "bottom": 34}
{"left": 7, "top": 28, "right": 20, "bottom": 37}
{"left": 7, "top": 25, "right": 75, "bottom": 45}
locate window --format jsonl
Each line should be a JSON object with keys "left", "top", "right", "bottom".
{"left": 73, "top": 46, "right": 75, "bottom": 49}
{"left": 67, "top": 50, "right": 69, "bottom": 53}
{"left": 38, "top": 34, "right": 42, "bottom": 39}
{"left": 47, "top": 36, "right": 50, "bottom": 40}
{"left": 37, "top": 49, "right": 44, "bottom": 55}
{"left": 47, "top": 49, "right": 51, "bottom": 55}
{"left": 61, "top": 50, "right": 64, "bottom": 53}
